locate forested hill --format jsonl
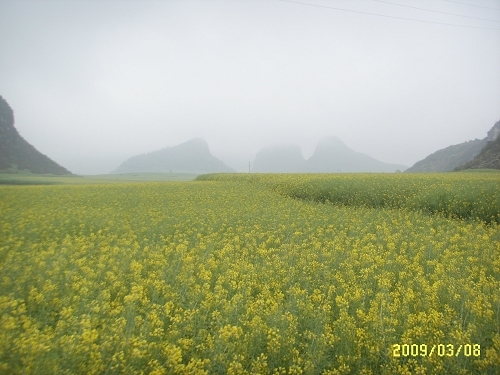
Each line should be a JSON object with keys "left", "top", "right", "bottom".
{"left": 405, "top": 139, "right": 487, "bottom": 172}
{"left": 456, "top": 119, "right": 500, "bottom": 171}
{"left": 406, "top": 119, "right": 500, "bottom": 172}
{"left": 0, "top": 95, "right": 72, "bottom": 175}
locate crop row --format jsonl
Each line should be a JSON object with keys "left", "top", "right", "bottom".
{"left": 197, "top": 173, "right": 500, "bottom": 224}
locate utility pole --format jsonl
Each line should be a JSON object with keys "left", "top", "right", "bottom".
{"left": 248, "top": 162, "right": 250, "bottom": 173}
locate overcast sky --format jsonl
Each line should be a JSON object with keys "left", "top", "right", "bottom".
{"left": 1, "top": 0, "right": 499, "bottom": 174}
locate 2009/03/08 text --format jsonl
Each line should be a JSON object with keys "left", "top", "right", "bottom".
{"left": 392, "top": 344, "right": 481, "bottom": 357}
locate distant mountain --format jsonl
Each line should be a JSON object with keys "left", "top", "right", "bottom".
{"left": 112, "top": 138, "right": 234, "bottom": 174}
{"left": 252, "top": 136, "right": 407, "bottom": 173}
{"left": 455, "top": 120, "right": 500, "bottom": 171}
{"left": 0, "top": 95, "right": 72, "bottom": 175}
{"left": 252, "top": 145, "right": 306, "bottom": 172}
{"left": 305, "top": 137, "right": 407, "bottom": 172}
{"left": 406, "top": 119, "right": 500, "bottom": 172}
{"left": 405, "top": 139, "right": 487, "bottom": 172}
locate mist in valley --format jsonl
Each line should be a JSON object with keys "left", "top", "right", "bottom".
{"left": 1, "top": 0, "right": 499, "bottom": 174}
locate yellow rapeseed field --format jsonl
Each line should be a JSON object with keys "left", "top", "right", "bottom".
{"left": 0, "top": 173, "right": 499, "bottom": 374}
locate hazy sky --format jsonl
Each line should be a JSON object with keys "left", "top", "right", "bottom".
{"left": 1, "top": 0, "right": 499, "bottom": 174}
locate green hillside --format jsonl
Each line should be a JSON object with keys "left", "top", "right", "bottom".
{"left": 405, "top": 139, "right": 486, "bottom": 172}
{"left": 407, "top": 119, "right": 500, "bottom": 172}
{"left": 456, "top": 136, "right": 500, "bottom": 171}
{"left": 0, "top": 95, "right": 72, "bottom": 175}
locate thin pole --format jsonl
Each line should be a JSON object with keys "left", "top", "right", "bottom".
{"left": 248, "top": 162, "right": 250, "bottom": 173}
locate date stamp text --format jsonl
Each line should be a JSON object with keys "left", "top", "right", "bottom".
{"left": 392, "top": 344, "right": 481, "bottom": 357}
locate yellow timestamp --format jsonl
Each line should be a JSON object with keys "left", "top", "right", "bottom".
{"left": 392, "top": 344, "right": 481, "bottom": 357}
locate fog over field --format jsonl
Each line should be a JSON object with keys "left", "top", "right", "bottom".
{"left": 0, "top": 0, "right": 499, "bottom": 174}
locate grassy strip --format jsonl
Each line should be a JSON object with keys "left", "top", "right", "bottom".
{"left": 0, "top": 172, "right": 199, "bottom": 185}
{"left": 196, "top": 173, "right": 500, "bottom": 224}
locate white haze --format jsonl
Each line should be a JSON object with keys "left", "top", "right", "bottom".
{"left": 0, "top": 0, "right": 499, "bottom": 174}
